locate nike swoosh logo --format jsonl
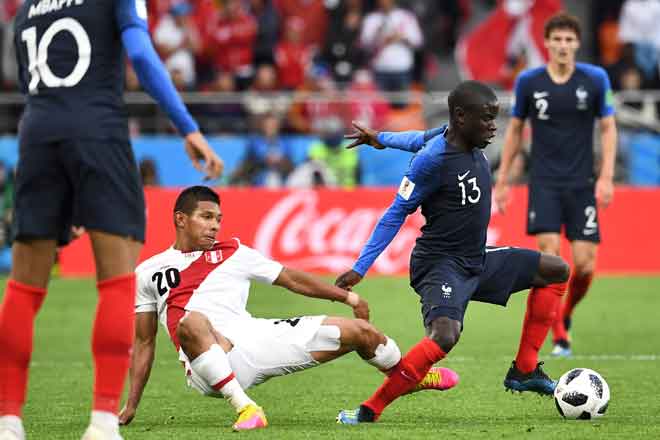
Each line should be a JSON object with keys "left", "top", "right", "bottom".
{"left": 400, "top": 370, "right": 415, "bottom": 381}
{"left": 583, "top": 229, "right": 597, "bottom": 235}
{"left": 458, "top": 170, "right": 470, "bottom": 180}
{"left": 533, "top": 91, "right": 548, "bottom": 99}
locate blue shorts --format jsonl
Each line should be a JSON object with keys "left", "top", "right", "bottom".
{"left": 410, "top": 247, "right": 541, "bottom": 326}
{"left": 527, "top": 184, "right": 600, "bottom": 243}
{"left": 13, "top": 139, "right": 145, "bottom": 245}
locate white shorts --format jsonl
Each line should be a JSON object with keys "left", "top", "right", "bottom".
{"left": 184, "top": 315, "right": 341, "bottom": 394}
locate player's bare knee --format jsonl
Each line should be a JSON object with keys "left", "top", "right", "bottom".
{"left": 353, "top": 319, "right": 385, "bottom": 352}
{"left": 176, "top": 313, "right": 210, "bottom": 352}
{"left": 428, "top": 318, "right": 461, "bottom": 353}
{"left": 536, "top": 254, "right": 570, "bottom": 285}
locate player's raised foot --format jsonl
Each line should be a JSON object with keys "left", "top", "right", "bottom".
{"left": 550, "top": 339, "right": 572, "bottom": 358}
{"left": 80, "top": 425, "right": 123, "bottom": 440}
{"left": 336, "top": 405, "right": 377, "bottom": 425}
{"left": 0, "top": 416, "right": 25, "bottom": 440}
{"left": 503, "top": 361, "right": 556, "bottom": 396}
{"left": 232, "top": 404, "right": 268, "bottom": 431}
{"left": 410, "top": 367, "right": 460, "bottom": 393}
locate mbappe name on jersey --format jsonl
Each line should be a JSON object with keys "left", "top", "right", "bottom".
{"left": 28, "top": 0, "right": 85, "bottom": 19}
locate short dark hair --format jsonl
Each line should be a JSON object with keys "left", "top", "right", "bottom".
{"left": 544, "top": 12, "right": 581, "bottom": 40}
{"left": 174, "top": 186, "right": 220, "bottom": 215}
{"left": 448, "top": 80, "right": 497, "bottom": 115}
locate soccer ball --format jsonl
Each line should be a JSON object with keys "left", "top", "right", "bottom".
{"left": 554, "top": 368, "right": 610, "bottom": 419}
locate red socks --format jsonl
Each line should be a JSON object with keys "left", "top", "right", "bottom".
{"left": 563, "top": 273, "right": 593, "bottom": 319}
{"left": 515, "top": 282, "right": 567, "bottom": 373}
{"left": 0, "top": 280, "right": 47, "bottom": 416}
{"left": 92, "top": 274, "right": 136, "bottom": 414}
{"left": 363, "top": 337, "right": 446, "bottom": 418}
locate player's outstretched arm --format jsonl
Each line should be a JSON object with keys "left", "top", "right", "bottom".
{"left": 346, "top": 121, "right": 440, "bottom": 153}
{"left": 273, "top": 268, "right": 370, "bottom": 320}
{"left": 116, "top": 0, "right": 223, "bottom": 179}
{"left": 119, "top": 312, "right": 158, "bottom": 426}
{"left": 494, "top": 117, "right": 525, "bottom": 213}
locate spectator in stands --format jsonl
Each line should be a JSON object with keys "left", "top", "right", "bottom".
{"left": 211, "top": 0, "right": 258, "bottom": 90}
{"left": 307, "top": 119, "right": 360, "bottom": 188}
{"left": 250, "top": 0, "right": 281, "bottom": 65}
{"left": 618, "top": 0, "right": 660, "bottom": 81}
{"left": 360, "top": 0, "right": 423, "bottom": 104}
{"left": 287, "top": 64, "right": 348, "bottom": 134}
{"left": 243, "top": 64, "right": 291, "bottom": 119}
{"left": 197, "top": 71, "right": 248, "bottom": 133}
{"left": 275, "top": 17, "right": 315, "bottom": 90}
{"left": 139, "top": 158, "right": 160, "bottom": 187}
{"left": 346, "top": 69, "right": 390, "bottom": 130}
{"left": 321, "top": 0, "right": 366, "bottom": 85}
{"left": 274, "top": 0, "right": 328, "bottom": 50}
{"left": 231, "top": 113, "right": 294, "bottom": 187}
{"left": 153, "top": 2, "right": 200, "bottom": 89}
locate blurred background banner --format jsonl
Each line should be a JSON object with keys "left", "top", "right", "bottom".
{"left": 59, "top": 186, "right": 660, "bottom": 277}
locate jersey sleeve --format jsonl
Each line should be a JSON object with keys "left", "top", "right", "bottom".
{"left": 239, "top": 245, "right": 284, "bottom": 284}
{"left": 511, "top": 73, "right": 529, "bottom": 119}
{"left": 135, "top": 269, "right": 158, "bottom": 313}
{"left": 115, "top": 0, "right": 199, "bottom": 136}
{"left": 594, "top": 67, "right": 615, "bottom": 118}
{"left": 376, "top": 126, "right": 446, "bottom": 152}
{"left": 352, "top": 153, "right": 443, "bottom": 276}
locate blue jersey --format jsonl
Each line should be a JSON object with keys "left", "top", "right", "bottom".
{"left": 512, "top": 63, "right": 615, "bottom": 187}
{"left": 14, "top": 0, "right": 197, "bottom": 144}
{"left": 353, "top": 127, "right": 492, "bottom": 276}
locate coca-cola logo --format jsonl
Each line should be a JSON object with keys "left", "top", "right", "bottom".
{"left": 254, "top": 191, "right": 423, "bottom": 274}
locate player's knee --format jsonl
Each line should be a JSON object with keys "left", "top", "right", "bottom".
{"left": 538, "top": 254, "right": 570, "bottom": 284}
{"left": 352, "top": 319, "right": 384, "bottom": 351}
{"left": 176, "top": 315, "right": 206, "bottom": 351}
{"left": 572, "top": 261, "right": 594, "bottom": 279}
{"left": 428, "top": 318, "right": 461, "bottom": 353}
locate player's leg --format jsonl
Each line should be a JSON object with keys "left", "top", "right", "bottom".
{"left": 311, "top": 316, "right": 458, "bottom": 394}
{"left": 176, "top": 312, "right": 264, "bottom": 431}
{"left": 0, "top": 241, "right": 56, "bottom": 439}
{"left": 0, "top": 141, "right": 70, "bottom": 439}
{"left": 565, "top": 240, "right": 597, "bottom": 327}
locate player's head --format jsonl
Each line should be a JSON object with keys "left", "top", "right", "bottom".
{"left": 544, "top": 12, "right": 581, "bottom": 67}
{"left": 173, "top": 186, "right": 222, "bottom": 251}
{"left": 448, "top": 80, "right": 498, "bottom": 149}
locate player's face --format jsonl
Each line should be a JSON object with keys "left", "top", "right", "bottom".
{"left": 464, "top": 100, "right": 499, "bottom": 149}
{"left": 184, "top": 201, "right": 222, "bottom": 250}
{"left": 545, "top": 28, "right": 580, "bottom": 67}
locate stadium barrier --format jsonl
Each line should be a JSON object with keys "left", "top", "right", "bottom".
{"left": 60, "top": 186, "right": 660, "bottom": 276}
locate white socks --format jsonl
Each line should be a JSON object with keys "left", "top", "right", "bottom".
{"left": 190, "top": 344, "right": 255, "bottom": 412}
{"left": 0, "top": 415, "right": 25, "bottom": 439}
{"left": 366, "top": 337, "right": 402, "bottom": 371}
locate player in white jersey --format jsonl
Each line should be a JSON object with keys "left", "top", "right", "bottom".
{"left": 117, "top": 186, "right": 459, "bottom": 432}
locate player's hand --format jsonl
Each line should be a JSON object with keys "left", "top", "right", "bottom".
{"left": 345, "top": 121, "right": 385, "bottom": 150}
{"left": 118, "top": 404, "right": 136, "bottom": 426}
{"left": 351, "top": 295, "right": 370, "bottom": 321}
{"left": 493, "top": 182, "right": 511, "bottom": 214}
{"left": 595, "top": 177, "right": 614, "bottom": 208}
{"left": 335, "top": 269, "right": 363, "bottom": 290}
{"left": 184, "top": 132, "right": 224, "bottom": 180}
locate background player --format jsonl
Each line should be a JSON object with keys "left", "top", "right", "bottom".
{"left": 333, "top": 81, "right": 570, "bottom": 425}
{"left": 0, "top": 1, "right": 223, "bottom": 439}
{"left": 119, "top": 186, "right": 458, "bottom": 432}
{"left": 494, "top": 12, "right": 618, "bottom": 357}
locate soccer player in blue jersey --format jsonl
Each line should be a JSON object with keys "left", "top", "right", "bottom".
{"left": 0, "top": 1, "right": 223, "bottom": 439}
{"left": 494, "top": 13, "right": 618, "bottom": 358}
{"left": 334, "top": 81, "right": 570, "bottom": 425}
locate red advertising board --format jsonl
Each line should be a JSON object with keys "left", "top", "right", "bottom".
{"left": 60, "top": 186, "right": 660, "bottom": 276}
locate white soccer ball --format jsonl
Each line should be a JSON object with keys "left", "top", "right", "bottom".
{"left": 554, "top": 368, "right": 610, "bottom": 419}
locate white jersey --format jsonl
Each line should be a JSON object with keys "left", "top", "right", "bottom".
{"left": 135, "top": 239, "right": 284, "bottom": 348}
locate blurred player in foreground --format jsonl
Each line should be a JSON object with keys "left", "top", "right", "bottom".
{"left": 495, "top": 13, "right": 617, "bottom": 357}
{"left": 334, "top": 81, "right": 570, "bottom": 425}
{"left": 118, "top": 186, "right": 458, "bottom": 432}
{"left": 0, "top": 1, "right": 222, "bottom": 439}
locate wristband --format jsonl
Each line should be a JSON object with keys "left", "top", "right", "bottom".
{"left": 344, "top": 292, "right": 360, "bottom": 307}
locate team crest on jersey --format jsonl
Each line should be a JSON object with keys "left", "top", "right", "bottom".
{"left": 205, "top": 250, "right": 223, "bottom": 264}
{"left": 576, "top": 86, "right": 588, "bottom": 110}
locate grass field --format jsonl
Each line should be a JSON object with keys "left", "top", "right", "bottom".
{"left": 2, "top": 275, "right": 660, "bottom": 439}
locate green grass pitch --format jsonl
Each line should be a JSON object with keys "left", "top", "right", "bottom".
{"left": 2, "top": 275, "right": 660, "bottom": 439}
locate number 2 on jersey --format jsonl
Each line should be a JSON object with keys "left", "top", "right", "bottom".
{"left": 152, "top": 268, "right": 181, "bottom": 296}
{"left": 21, "top": 17, "right": 91, "bottom": 94}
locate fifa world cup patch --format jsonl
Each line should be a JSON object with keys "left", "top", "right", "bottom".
{"left": 398, "top": 176, "right": 415, "bottom": 200}
{"left": 136, "top": 0, "right": 148, "bottom": 20}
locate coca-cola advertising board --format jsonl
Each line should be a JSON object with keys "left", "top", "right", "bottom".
{"left": 59, "top": 187, "right": 660, "bottom": 276}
